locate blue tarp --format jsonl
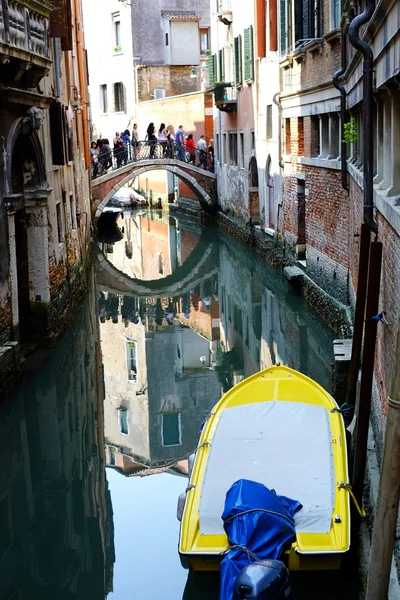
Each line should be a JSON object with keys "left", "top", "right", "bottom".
{"left": 219, "top": 479, "right": 302, "bottom": 600}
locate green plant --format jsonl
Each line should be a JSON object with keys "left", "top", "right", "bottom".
{"left": 343, "top": 116, "right": 358, "bottom": 144}
{"left": 114, "top": 45, "right": 121, "bottom": 52}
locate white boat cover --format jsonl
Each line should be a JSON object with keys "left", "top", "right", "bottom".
{"left": 199, "top": 401, "right": 335, "bottom": 536}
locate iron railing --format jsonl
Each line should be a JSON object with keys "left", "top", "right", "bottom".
{"left": 91, "top": 140, "right": 215, "bottom": 179}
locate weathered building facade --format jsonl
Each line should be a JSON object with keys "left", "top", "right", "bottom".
{"left": 209, "top": 0, "right": 257, "bottom": 219}
{"left": 0, "top": 1, "right": 91, "bottom": 366}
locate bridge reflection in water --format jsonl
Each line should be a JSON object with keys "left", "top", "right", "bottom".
{"left": 96, "top": 207, "right": 349, "bottom": 599}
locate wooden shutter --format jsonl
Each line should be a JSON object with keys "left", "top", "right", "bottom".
{"left": 243, "top": 26, "right": 254, "bottom": 82}
{"left": 218, "top": 48, "right": 225, "bottom": 82}
{"left": 208, "top": 53, "right": 216, "bottom": 87}
{"left": 234, "top": 35, "right": 242, "bottom": 86}
{"left": 50, "top": 0, "right": 73, "bottom": 51}
{"left": 49, "top": 101, "right": 66, "bottom": 165}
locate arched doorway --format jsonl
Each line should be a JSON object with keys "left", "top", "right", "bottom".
{"left": 248, "top": 156, "right": 259, "bottom": 221}
{"left": 265, "top": 155, "right": 276, "bottom": 230}
{"left": 6, "top": 116, "right": 49, "bottom": 342}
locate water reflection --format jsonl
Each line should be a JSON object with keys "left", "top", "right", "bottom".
{"left": 0, "top": 279, "right": 114, "bottom": 600}
{"left": 97, "top": 209, "right": 335, "bottom": 599}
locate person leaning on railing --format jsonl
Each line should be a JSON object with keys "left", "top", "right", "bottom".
{"left": 99, "top": 139, "right": 112, "bottom": 173}
{"left": 186, "top": 134, "right": 196, "bottom": 164}
{"left": 131, "top": 123, "right": 138, "bottom": 160}
{"left": 146, "top": 122, "right": 157, "bottom": 159}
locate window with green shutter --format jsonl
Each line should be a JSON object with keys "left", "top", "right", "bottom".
{"left": 234, "top": 35, "right": 242, "bottom": 86}
{"left": 208, "top": 53, "right": 216, "bottom": 87}
{"left": 243, "top": 26, "right": 254, "bottom": 82}
{"left": 218, "top": 48, "right": 225, "bottom": 82}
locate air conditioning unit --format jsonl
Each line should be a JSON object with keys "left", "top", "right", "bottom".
{"left": 154, "top": 88, "right": 166, "bottom": 99}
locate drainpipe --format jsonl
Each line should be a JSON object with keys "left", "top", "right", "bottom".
{"left": 273, "top": 93, "right": 284, "bottom": 170}
{"left": 73, "top": 0, "right": 91, "bottom": 170}
{"left": 348, "top": 0, "right": 378, "bottom": 235}
{"left": 332, "top": 0, "right": 348, "bottom": 191}
{"left": 53, "top": 38, "right": 61, "bottom": 98}
{"left": 347, "top": 0, "right": 382, "bottom": 526}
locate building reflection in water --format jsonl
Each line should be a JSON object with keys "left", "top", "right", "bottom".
{"left": 96, "top": 208, "right": 334, "bottom": 599}
{"left": 0, "top": 278, "right": 114, "bottom": 600}
{"left": 97, "top": 207, "right": 334, "bottom": 477}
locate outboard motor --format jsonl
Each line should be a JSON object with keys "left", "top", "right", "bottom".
{"left": 233, "top": 560, "right": 290, "bottom": 600}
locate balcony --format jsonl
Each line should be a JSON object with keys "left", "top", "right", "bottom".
{"left": 0, "top": 0, "right": 52, "bottom": 89}
{"left": 217, "top": 0, "right": 232, "bottom": 25}
{"left": 214, "top": 83, "right": 237, "bottom": 113}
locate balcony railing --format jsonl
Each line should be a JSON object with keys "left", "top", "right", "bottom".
{"left": 214, "top": 83, "right": 237, "bottom": 113}
{"left": 0, "top": 0, "right": 52, "bottom": 88}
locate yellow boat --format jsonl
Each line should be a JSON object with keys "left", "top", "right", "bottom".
{"left": 178, "top": 365, "right": 350, "bottom": 572}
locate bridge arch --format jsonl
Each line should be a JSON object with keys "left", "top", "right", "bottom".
{"left": 95, "top": 231, "right": 219, "bottom": 298}
{"left": 93, "top": 159, "right": 217, "bottom": 224}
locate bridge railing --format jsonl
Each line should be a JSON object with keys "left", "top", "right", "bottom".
{"left": 91, "top": 140, "right": 215, "bottom": 179}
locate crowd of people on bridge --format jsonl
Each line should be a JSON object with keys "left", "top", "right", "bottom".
{"left": 90, "top": 122, "right": 214, "bottom": 178}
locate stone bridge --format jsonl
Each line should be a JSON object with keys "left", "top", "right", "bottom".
{"left": 91, "top": 159, "right": 217, "bottom": 222}
{"left": 95, "top": 232, "right": 219, "bottom": 298}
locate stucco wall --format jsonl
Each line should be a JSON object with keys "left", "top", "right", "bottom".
{"left": 82, "top": 0, "right": 135, "bottom": 140}
{"left": 131, "top": 0, "right": 210, "bottom": 65}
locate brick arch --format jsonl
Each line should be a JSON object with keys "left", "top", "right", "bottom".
{"left": 93, "top": 160, "right": 217, "bottom": 225}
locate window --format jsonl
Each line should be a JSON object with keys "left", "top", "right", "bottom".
{"left": 113, "top": 12, "right": 121, "bottom": 50}
{"left": 100, "top": 84, "right": 108, "bottom": 113}
{"left": 157, "top": 252, "right": 164, "bottom": 275}
{"left": 223, "top": 133, "right": 227, "bottom": 164}
{"left": 218, "top": 48, "right": 225, "bottom": 82}
{"left": 162, "top": 413, "right": 181, "bottom": 446}
{"left": 266, "top": 105, "right": 273, "bottom": 139}
{"left": 251, "top": 130, "right": 255, "bottom": 150}
{"left": 215, "top": 132, "right": 220, "bottom": 160}
{"left": 280, "top": 0, "right": 321, "bottom": 56}
{"left": 126, "top": 340, "right": 137, "bottom": 381}
{"left": 113, "top": 82, "right": 125, "bottom": 112}
{"left": 119, "top": 410, "right": 129, "bottom": 435}
{"left": 200, "top": 29, "right": 209, "bottom": 53}
{"left": 70, "top": 193, "right": 76, "bottom": 229}
{"left": 229, "top": 132, "right": 237, "bottom": 166}
{"left": 109, "top": 447, "right": 116, "bottom": 465}
{"left": 239, "top": 132, "right": 244, "bottom": 168}
{"left": 310, "top": 115, "right": 320, "bottom": 156}
{"left": 165, "top": 32, "right": 169, "bottom": 46}
{"left": 56, "top": 201, "right": 63, "bottom": 243}
{"left": 332, "top": 0, "right": 341, "bottom": 29}
{"left": 243, "top": 26, "right": 254, "bottom": 81}
{"left": 285, "top": 118, "right": 291, "bottom": 155}
{"left": 234, "top": 35, "right": 242, "bottom": 86}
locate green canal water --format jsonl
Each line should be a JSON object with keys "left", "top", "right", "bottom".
{"left": 0, "top": 209, "right": 359, "bottom": 599}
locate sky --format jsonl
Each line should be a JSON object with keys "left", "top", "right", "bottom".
{"left": 106, "top": 468, "right": 188, "bottom": 600}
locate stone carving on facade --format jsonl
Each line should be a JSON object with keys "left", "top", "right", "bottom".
{"left": 22, "top": 107, "right": 44, "bottom": 134}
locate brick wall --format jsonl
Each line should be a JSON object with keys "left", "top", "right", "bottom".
{"left": 136, "top": 65, "right": 199, "bottom": 102}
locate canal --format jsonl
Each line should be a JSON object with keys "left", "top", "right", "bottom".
{"left": 0, "top": 208, "right": 359, "bottom": 599}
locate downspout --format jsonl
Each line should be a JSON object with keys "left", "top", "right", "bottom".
{"left": 273, "top": 92, "right": 284, "bottom": 169}
{"left": 332, "top": 0, "right": 348, "bottom": 191}
{"left": 53, "top": 38, "right": 61, "bottom": 98}
{"left": 73, "top": 0, "right": 91, "bottom": 170}
{"left": 348, "top": 0, "right": 378, "bottom": 235}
